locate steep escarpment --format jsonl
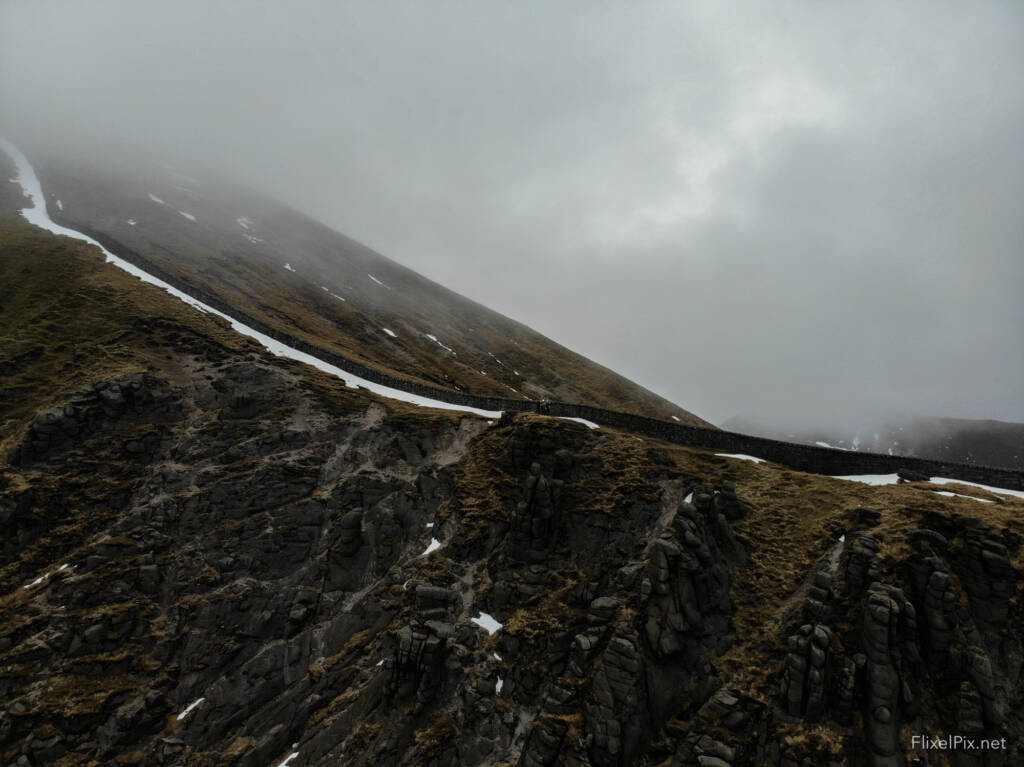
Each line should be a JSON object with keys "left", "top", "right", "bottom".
{"left": 5, "top": 364, "right": 1024, "bottom": 766}
{"left": 2, "top": 216, "right": 1024, "bottom": 766}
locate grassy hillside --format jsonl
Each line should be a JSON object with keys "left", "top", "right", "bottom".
{"left": 14, "top": 143, "right": 711, "bottom": 427}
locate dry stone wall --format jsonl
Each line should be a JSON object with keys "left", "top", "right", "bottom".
{"left": 80, "top": 225, "right": 1024, "bottom": 492}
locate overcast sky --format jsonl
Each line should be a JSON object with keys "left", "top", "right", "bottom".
{"left": 2, "top": 1, "right": 1022, "bottom": 430}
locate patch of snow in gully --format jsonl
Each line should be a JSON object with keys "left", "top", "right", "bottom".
{"left": 425, "top": 333, "right": 455, "bottom": 354}
{"left": 176, "top": 697, "right": 205, "bottom": 721}
{"left": 420, "top": 538, "right": 442, "bottom": 557}
{"left": 471, "top": 613, "right": 503, "bottom": 634}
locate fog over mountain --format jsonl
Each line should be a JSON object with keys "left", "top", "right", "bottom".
{"left": 2, "top": 0, "right": 1021, "bottom": 431}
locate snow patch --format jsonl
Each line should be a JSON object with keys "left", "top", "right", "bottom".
{"left": 55, "top": 199, "right": 63, "bottom": 211}
{"left": 125, "top": 219, "right": 136, "bottom": 226}
{"left": 382, "top": 328, "right": 397, "bottom": 338}
{"left": 0, "top": 138, "right": 503, "bottom": 420}
{"left": 176, "top": 697, "right": 205, "bottom": 721}
{"left": 244, "top": 234, "right": 264, "bottom": 244}
{"left": 24, "top": 573, "right": 49, "bottom": 589}
{"left": 367, "top": 273, "right": 390, "bottom": 288}
{"left": 557, "top": 416, "right": 600, "bottom": 430}
{"left": 831, "top": 474, "right": 900, "bottom": 486}
{"left": 471, "top": 613, "right": 503, "bottom": 635}
{"left": 283, "top": 263, "right": 296, "bottom": 272}
{"left": 237, "top": 216, "right": 251, "bottom": 230}
{"left": 178, "top": 210, "right": 196, "bottom": 222}
{"left": 495, "top": 677, "right": 504, "bottom": 694}
{"left": 683, "top": 492, "right": 694, "bottom": 504}
{"left": 933, "top": 490, "right": 993, "bottom": 504}
{"left": 425, "top": 334, "right": 455, "bottom": 354}
{"left": 147, "top": 193, "right": 166, "bottom": 205}
{"left": 715, "top": 453, "right": 766, "bottom": 464}
{"left": 420, "top": 538, "right": 442, "bottom": 557}
{"left": 671, "top": 415, "right": 680, "bottom": 422}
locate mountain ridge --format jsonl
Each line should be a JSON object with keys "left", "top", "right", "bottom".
{"left": 14, "top": 139, "right": 710, "bottom": 427}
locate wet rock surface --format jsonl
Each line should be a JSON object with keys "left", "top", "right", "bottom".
{"left": 2, "top": 358, "right": 1023, "bottom": 766}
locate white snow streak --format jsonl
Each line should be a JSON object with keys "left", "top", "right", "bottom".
{"left": 831, "top": 474, "right": 900, "bottom": 486}
{"left": 367, "top": 273, "right": 390, "bottom": 288}
{"left": 55, "top": 199, "right": 63, "bottom": 211}
{"left": 715, "top": 453, "right": 766, "bottom": 464}
{"left": 178, "top": 211, "right": 196, "bottom": 222}
{"left": 932, "top": 490, "right": 993, "bottom": 504}
{"left": 283, "top": 262, "right": 296, "bottom": 272}
{"left": 557, "top": 417, "right": 600, "bottom": 430}
{"left": 382, "top": 328, "right": 397, "bottom": 338}
{"left": 176, "top": 697, "right": 205, "bottom": 721}
{"left": 148, "top": 193, "right": 166, "bottom": 205}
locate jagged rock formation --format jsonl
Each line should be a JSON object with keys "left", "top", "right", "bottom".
{"left": 2, "top": 215, "right": 1024, "bottom": 766}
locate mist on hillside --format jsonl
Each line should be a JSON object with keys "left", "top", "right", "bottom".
{"left": 2, "top": 1, "right": 1022, "bottom": 434}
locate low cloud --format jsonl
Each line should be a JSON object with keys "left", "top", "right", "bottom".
{"left": 3, "top": 0, "right": 1021, "bottom": 429}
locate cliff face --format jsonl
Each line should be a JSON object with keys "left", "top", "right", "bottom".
{"left": 2, "top": 219, "right": 1024, "bottom": 767}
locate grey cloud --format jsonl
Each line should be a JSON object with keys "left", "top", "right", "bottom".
{"left": 2, "top": 0, "right": 1021, "bottom": 430}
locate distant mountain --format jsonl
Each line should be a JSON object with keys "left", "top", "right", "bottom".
{"left": 16, "top": 140, "right": 710, "bottom": 427}
{"left": 723, "top": 413, "right": 1024, "bottom": 470}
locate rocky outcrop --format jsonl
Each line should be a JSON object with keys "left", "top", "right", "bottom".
{"left": 9, "top": 373, "right": 179, "bottom": 467}
{"left": 2, "top": 360, "right": 1023, "bottom": 766}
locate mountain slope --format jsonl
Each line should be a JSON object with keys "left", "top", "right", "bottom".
{"left": 724, "top": 413, "right": 1024, "bottom": 471}
{"left": 3, "top": 212, "right": 1024, "bottom": 765}
{"left": 15, "top": 139, "right": 710, "bottom": 427}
